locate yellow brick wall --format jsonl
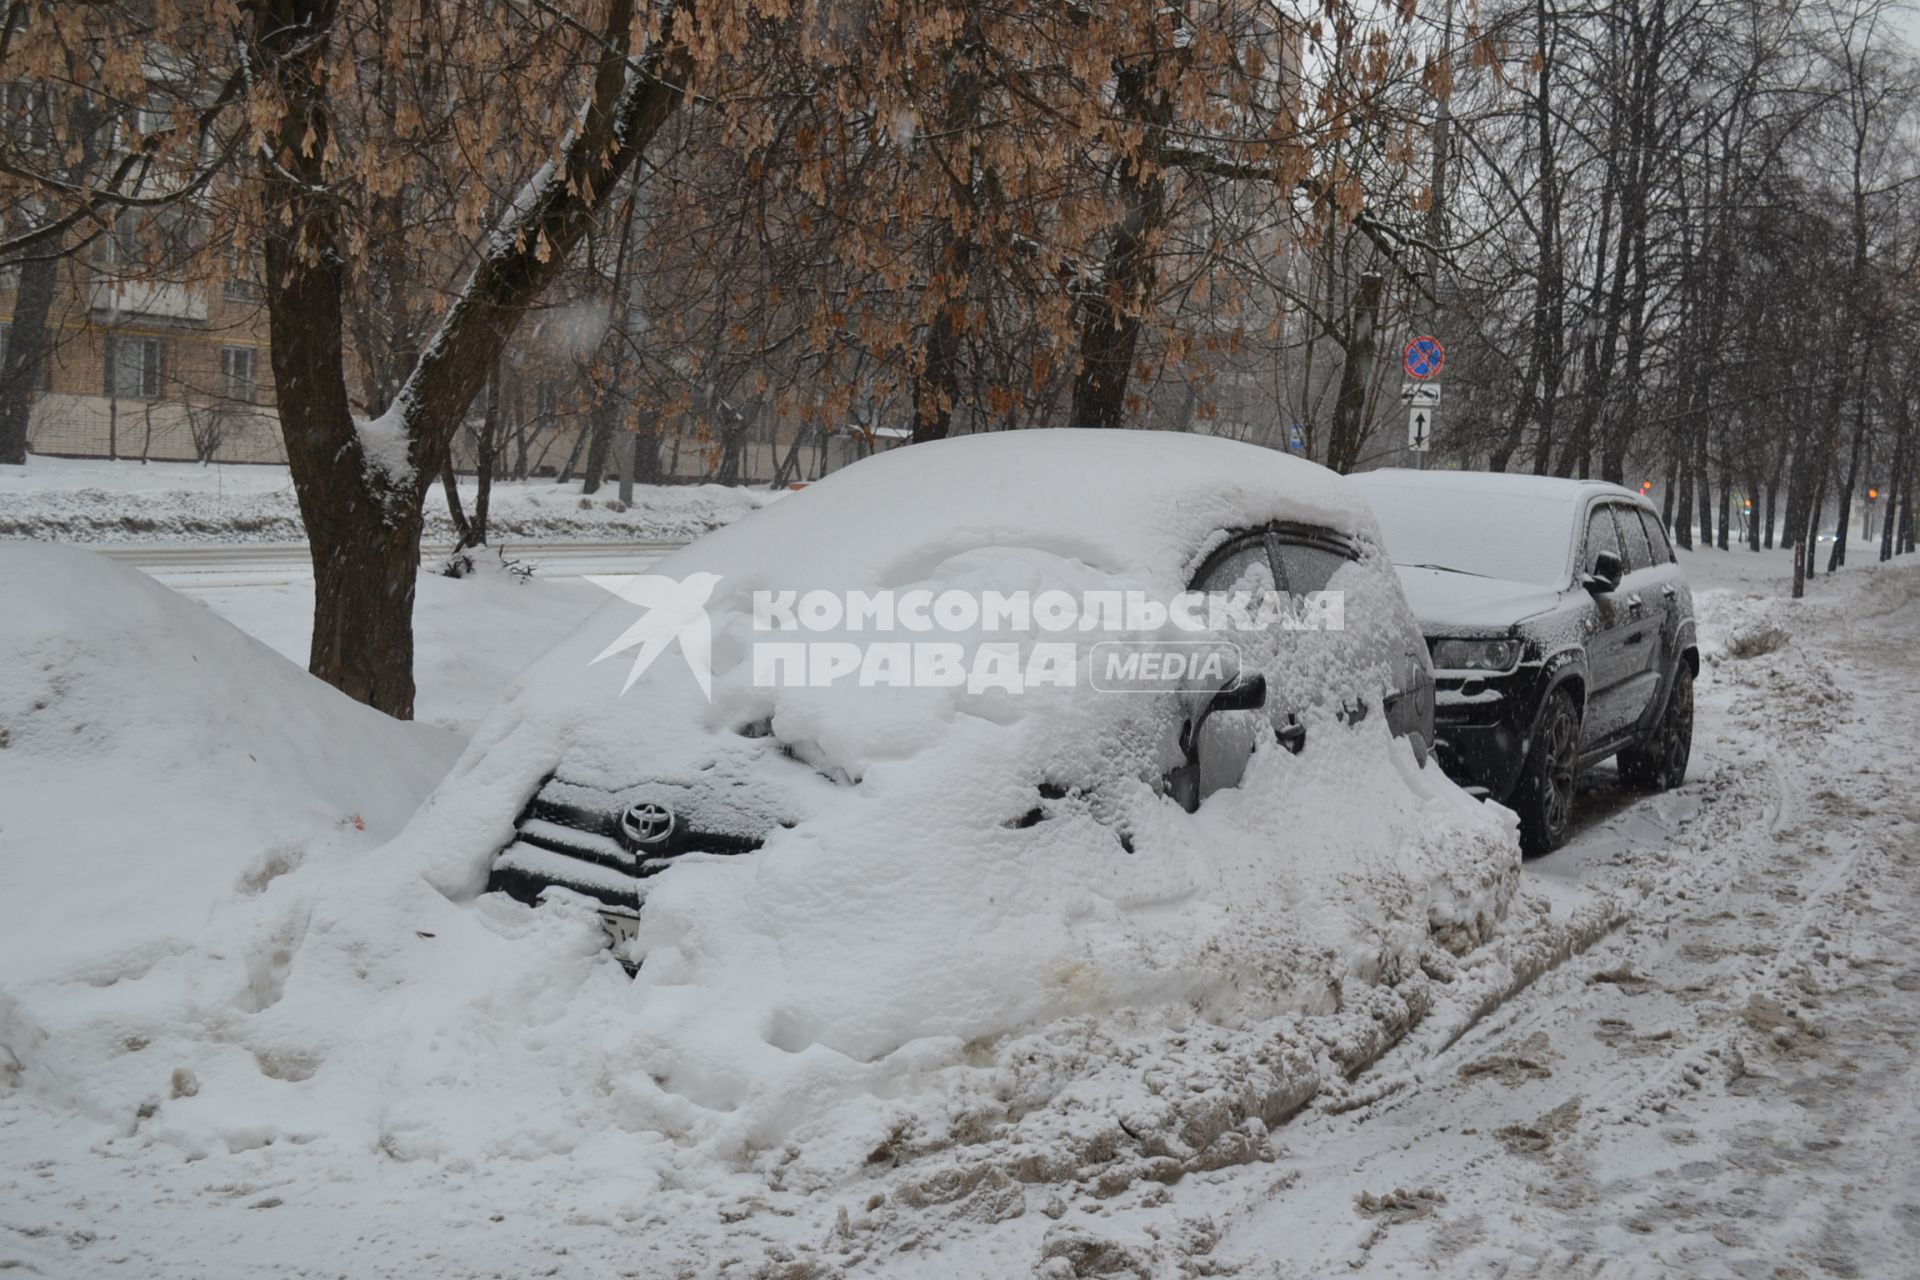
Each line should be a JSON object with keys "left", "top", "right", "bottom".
{"left": 3, "top": 259, "right": 281, "bottom": 463}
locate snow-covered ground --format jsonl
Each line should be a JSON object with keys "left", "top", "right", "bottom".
{"left": 1, "top": 515, "right": 1914, "bottom": 1278}
{"left": 177, "top": 561, "right": 612, "bottom": 735}
{"left": 0, "top": 454, "right": 773, "bottom": 544}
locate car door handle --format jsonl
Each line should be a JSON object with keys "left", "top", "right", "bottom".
{"left": 1660, "top": 585, "right": 1677, "bottom": 599}
{"left": 1626, "top": 594, "right": 1644, "bottom": 611}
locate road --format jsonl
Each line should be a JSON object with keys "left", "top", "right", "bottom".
{"left": 1191, "top": 561, "right": 1920, "bottom": 1277}
{"left": 96, "top": 538, "right": 685, "bottom": 589}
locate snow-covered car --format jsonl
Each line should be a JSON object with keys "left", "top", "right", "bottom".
{"left": 1351, "top": 469, "right": 1698, "bottom": 854}
{"left": 477, "top": 431, "right": 1471, "bottom": 964}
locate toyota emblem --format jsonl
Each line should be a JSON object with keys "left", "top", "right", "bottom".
{"left": 621, "top": 801, "right": 676, "bottom": 848}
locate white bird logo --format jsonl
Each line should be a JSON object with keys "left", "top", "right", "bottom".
{"left": 584, "top": 573, "right": 722, "bottom": 698}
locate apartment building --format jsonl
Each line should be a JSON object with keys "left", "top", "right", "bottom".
{"left": 1, "top": 242, "right": 285, "bottom": 464}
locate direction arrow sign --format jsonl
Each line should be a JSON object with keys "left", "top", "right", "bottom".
{"left": 1408, "top": 407, "right": 1433, "bottom": 452}
{"left": 1401, "top": 382, "right": 1441, "bottom": 407}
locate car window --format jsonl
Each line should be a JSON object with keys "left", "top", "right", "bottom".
{"left": 1192, "top": 527, "right": 1353, "bottom": 595}
{"left": 1614, "top": 504, "right": 1655, "bottom": 572}
{"left": 1364, "top": 487, "right": 1577, "bottom": 586}
{"left": 1272, "top": 543, "right": 1347, "bottom": 595}
{"left": 1583, "top": 504, "right": 1622, "bottom": 572}
{"left": 1637, "top": 508, "right": 1675, "bottom": 564}
{"left": 1191, "top": 537, "right": 1275, "bottom": 594}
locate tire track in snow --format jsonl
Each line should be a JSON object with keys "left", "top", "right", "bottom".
{"left": 1190, "top": 560, "right": 1920, "bottom": 1277}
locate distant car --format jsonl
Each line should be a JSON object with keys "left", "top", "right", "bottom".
{"left": 483, "top": 432, "right": 1444, "bottom": 956}
{"left": 1349, "top": 470, "right": 1697, "bottom": 854}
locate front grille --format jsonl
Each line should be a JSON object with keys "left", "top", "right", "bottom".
{"left": 487, "top": 775, "right": 767, "bottom": 913}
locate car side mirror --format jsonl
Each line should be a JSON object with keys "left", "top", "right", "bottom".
{"left": 1208, "top": 669, "right": 1268, "bottom": 715}
{"left": 1582, "top": 550, "right": 1624, "bottom": 595}
{"left": 1179, "top": 671, "right": 1267, "bottom": 764}
{"left": 1170, "top": 671, "right": 1269, "bottom": 814}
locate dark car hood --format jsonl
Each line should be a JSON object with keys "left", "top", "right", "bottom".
{"left": 1391, "top": 565, "right": 1568, "bottom": 634}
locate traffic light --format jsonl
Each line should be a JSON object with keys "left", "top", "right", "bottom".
{"left": 1867, "top": 487, "right": 1880, "bottom": 502}
{"left": 1744, "top": 497, "right": 1753, "bottom": 509}
{"left": 1639, "top": 480, "right": 1653, "bottom": 494}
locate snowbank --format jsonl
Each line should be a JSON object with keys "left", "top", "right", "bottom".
{"left": 0, "top": 454, "right": 770, "bottom": 544}
{"left": 0, "top": 543, "right": 459, "bottom": 1113}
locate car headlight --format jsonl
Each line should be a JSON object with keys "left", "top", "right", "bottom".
{"left": 1430, "top": 637, "right": 1521, "bottom": 673}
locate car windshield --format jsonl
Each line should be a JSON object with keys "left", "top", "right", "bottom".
{"left": 1366, "top": 490, "right": 1576, "bottom": 587}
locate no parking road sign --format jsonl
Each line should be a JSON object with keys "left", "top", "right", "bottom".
{"left": 1404, "top": 335, "right": 1445, "bottom": 380}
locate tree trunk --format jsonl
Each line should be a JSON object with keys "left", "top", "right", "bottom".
{"left": 472, "top": 359, "right": 499, "bottom": 540}
{"left": 1661, "top": 448, "right": 1679, "bottom": 533}
{"left": 1764, "top": 446, "right": 1783, "bottom": 549}
{"left": 1693, "top": 418, "right": 1713, "bottom": 549}
{"left": 914, "top": 300, "right": 964, "bottom": 442}
{"left": 1828, "top": 378, "right": 1869, "bottom": 572}
{"left": 582, "top": 192, "right": 641, "bottom": 491}
{"left": 310, "top": 511, "right": 427, "bottom": 713}
{"left": 0, "top": 252, "right": 58, "bottom": 464}
{"left": 1716, "top": 445, "right": 1732, "bottom": 551}
{"left": 1901, "top": 442, "right": 1916, "bottom": 554}
{"left": 771, "top": 420, "right": 812, "bottom": 486}
{"left": 2, "top": 99, "right": 104, "bottom": 465}
{"left": 444, "top": 359, "right": 502, "bottom": 548}
{"left": 1486, "top": 383, "right": 1533, "bottom": 472}
{"left": 1881, "top": 423, "right": 1904, "bottom": 562}
{"left": 910, "top": 4, "right": 986, "bottom": 443}
{"left": 1794, "top": 468, "right": 1827, "bottom": 598}
{"left": 632, "top": 412, "right": 662, "bottom": 485}
{"left": 253, "top": 0, "right": 416, "bottom": 713}
{"left": 440, "top": 458, "right": 474, "bottom": 548}
{"left": 1070, "top": 51, "right": 1173, "bottom": 431}
{"left": 1326, "top": 271, "right": 1385, "bottom": 474}
{"left": 581, "top": 400, "right": 618, "bottom": 495}
{"left": 1675, "top": 444, "right": 1694, "bottom": 550}
{"left": 1525, "top": 0, "right": 1564, "bottom": 480}
{"left": 247, "top": 0, "right": 688, "bottom": 717}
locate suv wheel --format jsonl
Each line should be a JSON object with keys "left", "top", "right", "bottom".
{"left": 1515, "top": 689, "right": 1580, "bottom": 856}
{"left": 1619, "top": 663, "right": 1693, "bottom": 791}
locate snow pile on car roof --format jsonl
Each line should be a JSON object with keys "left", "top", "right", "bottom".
{"left": 628, "top": 427, "right": 1371, "bottom": 590}
{"left": 0, "top": 436, "right": 1518, "bottom": 1254}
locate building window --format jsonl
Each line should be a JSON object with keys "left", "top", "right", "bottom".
{"left": 105, "top": 334, "right": 163, "bottom": 399}
{"left": 0, "top": 323, "right": 54, "bottom": 391}
{"left": 223, "top": 242, "right": 263, "bottom": 302}
{"left": 1, "top": 81, "right": 54, "bottom": 154}
{"left": 220, "top": 345, "right": 256, "bottom": 403}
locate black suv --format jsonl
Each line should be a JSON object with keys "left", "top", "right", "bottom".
{"left": 1350, "top": 470, "right": 1697, "bottom": 854}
